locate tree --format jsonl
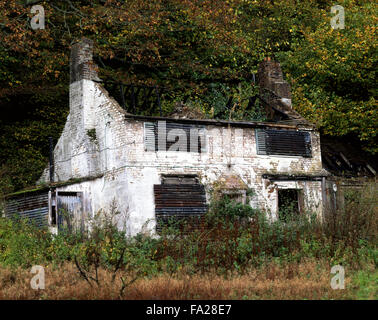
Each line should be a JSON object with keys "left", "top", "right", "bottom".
{"left": 0, "top": 0, "right": 376, "bottom": 193}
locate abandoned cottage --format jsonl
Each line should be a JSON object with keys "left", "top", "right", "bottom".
{"left": 4, "top": 38, "right": 375, "bottom": 236}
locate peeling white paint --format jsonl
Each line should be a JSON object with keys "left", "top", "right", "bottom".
{"left": 39, "top": 79, "right": 324, "bottom": 236}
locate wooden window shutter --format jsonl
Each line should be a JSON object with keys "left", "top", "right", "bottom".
{"left": 256, "top": 129, "right": 312, "bottom": 157}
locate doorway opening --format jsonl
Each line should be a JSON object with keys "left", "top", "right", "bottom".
{"left": 278, "top": 189, "right": 303, "bottom": 221}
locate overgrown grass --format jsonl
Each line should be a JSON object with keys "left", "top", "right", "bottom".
{"left": 0, "top": 260, "right": 356, "bottom": 300}
{"left": 0, "top": 183, "right": 376, "bottom": 299}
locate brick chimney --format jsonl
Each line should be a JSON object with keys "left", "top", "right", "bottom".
{"left": 68, "top": 38, "right": 101, "bottom": 133}
{"left": 70, "top": 38, "right": 100, "bottom": 84}
{"left": 257, "top": 58, "right": 292, "bottom": 111}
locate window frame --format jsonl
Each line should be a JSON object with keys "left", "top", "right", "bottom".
{"left": 144, "top": 121, "right": 206, "bottom": 153}
{"left": 154, "top": 174, "right": 207, "bottom": 233}
{"left": 256, "top": 128, "right": 312, "bottom": 158}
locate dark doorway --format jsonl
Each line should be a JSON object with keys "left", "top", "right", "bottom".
{"left": 278, "top": 189, "right": 301, "bottom": 221}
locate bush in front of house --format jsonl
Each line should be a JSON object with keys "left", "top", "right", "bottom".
{"left": 0, "top": 217, "right": 52, "bottom": 268}
{"left": 0, "top": 183, "right": 376, "bottom": 277}
{"left": 154, "top": 183, "right": 377, "bottom": 274}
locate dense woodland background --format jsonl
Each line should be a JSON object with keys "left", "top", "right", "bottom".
{"left": 0, "top": 0, "right": 376, "bottom": 194}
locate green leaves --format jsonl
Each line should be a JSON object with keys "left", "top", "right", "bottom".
{"left": 282, "top": 2, "right": 377, "bottom": 153}
{"left": 0, "top": 0, "right": 377, "bottom": 193}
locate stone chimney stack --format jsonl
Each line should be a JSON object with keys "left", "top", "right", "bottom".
{"left": 70, "top": 38, "right": 100, "bottom": 84}
{"left": 69, "top": 38, "right": 100, "bottom": 131}
{"left": 257, "top": 58, "right": 292, "bottom": 110}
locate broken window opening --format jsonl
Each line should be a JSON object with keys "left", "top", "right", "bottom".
{"left": 222, "top": 190, "right": 247, "bottom": 205}
{"left": 162, "top": 174, "right": 199, "bottom": 185}
{"left": 278, "top": 189, "right": 303, "bottom": 221}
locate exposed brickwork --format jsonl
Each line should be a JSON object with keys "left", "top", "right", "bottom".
{"left": 70, "top": 38, "right": 100, "bottom": 83}
{"left": 258, "top": 58, "right": 291, "bottom": 100}
{"left": 39, "top": 39, "right": 325, "bottom": 236}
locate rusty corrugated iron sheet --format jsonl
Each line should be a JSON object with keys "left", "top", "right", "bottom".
{"left": 154, "top": 184, "right": 207, "bottom": 233}
{"left": 4, "top": 190, "right": 49, "bottom": 228}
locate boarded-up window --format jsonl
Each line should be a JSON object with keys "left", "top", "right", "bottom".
{"left": 144, "top": 121, "right": 206, "bottom": 153}
{"left": 154, "top": 176, "right": 207, "bottom": 233}
{"left": 256, "top": 129, "right": 312, "bottom": 157}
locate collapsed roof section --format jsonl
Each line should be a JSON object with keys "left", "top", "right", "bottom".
{"left": 72, "top": 37, "right": 312, "bottom": 127}
{"left": 321, "top": 135, "right": 377, "bottom": 177}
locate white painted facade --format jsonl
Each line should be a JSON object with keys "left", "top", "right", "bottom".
{"left": 39, "top": 76, "right": 325, "bottom": 236}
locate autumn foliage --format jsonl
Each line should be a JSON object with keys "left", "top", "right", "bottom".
{"left": 0, "top": 0, "right": 377, "bottom": 192}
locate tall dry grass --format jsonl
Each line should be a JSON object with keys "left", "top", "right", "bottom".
{"left": 0, "top": 182, "right": 376, "bottom": 300}
{"left": 0, "top": 260, "right": 354, "bottom": 300}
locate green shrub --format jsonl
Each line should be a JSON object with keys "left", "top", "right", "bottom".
{"left": 0, "top": 217, "right": 52, "bottom": 268}
{"left": 0, "top": 184, "right": 376, "bottom": 276}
